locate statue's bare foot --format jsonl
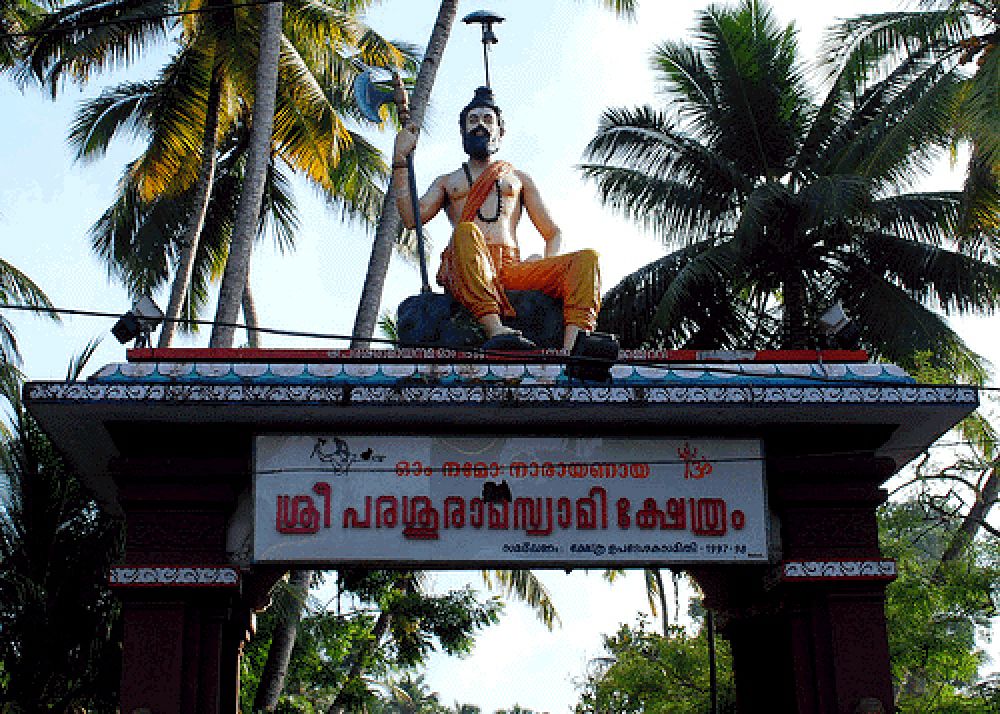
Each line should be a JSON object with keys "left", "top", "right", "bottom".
{"left": 478, "top": 313, "right": 536, "bottom": 350}
{"left": 482, "top": 329, "right": 537, "bottom": 351}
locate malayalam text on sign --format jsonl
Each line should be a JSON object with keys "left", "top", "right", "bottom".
{"left": 253, "top": 435, "right": 768, "bottom": 565}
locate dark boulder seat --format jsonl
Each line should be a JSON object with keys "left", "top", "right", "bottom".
{"left": 396, "top": 290, "right": 564, "bottom": 349}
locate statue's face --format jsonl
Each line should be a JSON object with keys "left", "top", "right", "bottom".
{"left": 462, "top": 107, "right": 502, "bottom": 159}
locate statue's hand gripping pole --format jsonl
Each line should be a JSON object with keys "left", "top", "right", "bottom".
{"left": 390, "top": 73, "right": 432, "bottom": 294}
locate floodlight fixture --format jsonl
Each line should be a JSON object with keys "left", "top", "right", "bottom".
{"left": 112, "top": 296, "right": 164, "bottom": 348}
{"left": 566, "top": 331, "right": 620, "bottom": 383}
{"left": 818, "top": 300, "right": 861, "bottom": 349}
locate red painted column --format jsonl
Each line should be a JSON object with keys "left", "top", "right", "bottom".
{"left": 692, "top": 453, "right": 896, "bottom": 713}
{"left": 109, "top": 457, "right": 255, "bottom": 714}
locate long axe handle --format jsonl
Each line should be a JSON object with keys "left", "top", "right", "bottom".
{"left": 392, "top": 73, "right": 432, "bottom": 294}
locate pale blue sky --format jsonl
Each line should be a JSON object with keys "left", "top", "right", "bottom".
{"left": 2, "top": 1, "right": 996, "bottom": 711}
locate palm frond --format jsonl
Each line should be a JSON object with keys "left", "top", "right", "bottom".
{"left": 695, "top": 0, "right": 811, "bottom": 178}
{"left": 587, "top": 0, "right": 636, "bottom": 19}
{"left": 958, "top": 46, "right": 1000, "bottom": 167}
{"left": 836, "top": 257, "right": 986, "bottom": 371}
{"left": 581, "top": 105, "right": 748, "bottom": 240}
{"left": 64, "top": 337, "right": 103, "bottom": 381}
{"left": 22, "top": 0, "right": 174, "bottom": 94}
{"left": 822, "top": 10, "right": 967, "bottom": 89}
{"left": 260, "top": 158, "right": 299, "bottom": 251}
{"left": 0, "top": 258, "right": 55, "bottom": 313}
{"left": 0, "top": 259, "right": 54, "bottom": 363}
{"left": 0, "top": 0, "right": 43, "bottom": 72}
{"left": 69, "top": 44, "right": 214, "bottom": 201}
{"left": 957, "top": 148, "right": 1000, "bottom": 244}
{"left": 868, "top": 191, "right": 963, "bottom": 245}
{"left": 841, "top": 64, "right": 961, "bottom": 188}
{"left": 853, "top": 229, "right": 1000, "bottom": 312}
{"left": 68, "top": 80, "right": 158, "bottom": 160}
{"left": 598, "top": 240, "right": 759, "bottom": 348}
{"left": 650, "top": 41, "right": 718, "bottom": 138}
{"left": 480, "top": 569, "right": 559, "bottom": 630}
{"left": 128, "top": 42, "right": 214, "bottom": 199}
{"left": 792, "top": 174, "right": 873, "bottom": 233}
{"left": 89, "top": 164, "right": 184, "bottom": 296}
{"left": 649, "top": 243, "right": 766, "bottom": 349}
{"left": 273, "top": 34, "right": 353, "bottom": 182}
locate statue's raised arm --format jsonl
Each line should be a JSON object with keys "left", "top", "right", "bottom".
{"left": 392, "top": 126, "right": 446, "bottom": 229}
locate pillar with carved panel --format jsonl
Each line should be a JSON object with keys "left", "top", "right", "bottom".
{"left": 691, "top": 452, "right": 897, "bottom": 712}
{"left": 107, "top": 456, "right": 278, "bottom": 714}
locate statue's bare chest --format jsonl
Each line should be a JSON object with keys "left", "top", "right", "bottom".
{"left": 444, "top": 170, "right": 521, "bottom": 205}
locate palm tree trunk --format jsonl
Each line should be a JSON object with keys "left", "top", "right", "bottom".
{"left": 158, "top": 66, "right": 222, "bottom": 348}
{"left": 653, "top": 569, "right": 669, "bottom": 635}
{"left": 243, "top": 269, "right": 260, "bottom": 347}
{"left": 209, "top": 0, "right": 282, "bottom": 348}
{"left": 781, "top": 268, "right": 809, "bottom": 349}
{"left": 252, "top": 568, "right": 311, "bottom": 712}
{"left": 350, "top": 0, "right": 460, "bottom": 346}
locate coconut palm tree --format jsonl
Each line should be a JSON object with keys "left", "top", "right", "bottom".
{"left": 209, "top": 0, "right": 281, "bottom": 348}
{"left": 27, "top": 0, "right": 406, "bottom": 345}
{"left": 208, "top": 0, "right": 410, "bottom": 347}
{"left": 205, "top": 0, "right": 408, "bottom": 347}
{"left": 587, "top": 0, "right": 1000, "bottom": 374}
{"left": 827, "top": 0, "right": 1000, "bottom": 239}
{"left": 380, "top": 672, "right": 445, "bottom": 714}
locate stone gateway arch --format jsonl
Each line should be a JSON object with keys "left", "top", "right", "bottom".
{"left": 26, "top": 347, "right": 976, "bottom": 712}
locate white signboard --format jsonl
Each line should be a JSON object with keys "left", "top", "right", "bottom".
{"left": 253, "top": 435, "right": 768, "bottom": 565}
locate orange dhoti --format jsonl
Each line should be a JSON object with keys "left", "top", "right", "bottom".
{"left": 436, "top": 222, "right": 601, "bottom": 331}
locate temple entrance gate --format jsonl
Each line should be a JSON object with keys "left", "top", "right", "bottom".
{"left": 25, "top": 347, "right": 977, "bottom": 713}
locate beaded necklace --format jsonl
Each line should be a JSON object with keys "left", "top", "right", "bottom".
{"left": 463, "top": 163, "right": 502, "bottom": 223}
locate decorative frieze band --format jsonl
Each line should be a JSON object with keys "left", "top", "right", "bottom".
{"left": 781, "top": 559, "right": 897, "bottom": 581}
{"left": 25, "top": 381, "right": 977, "bottom": 408}
{"left": 109, "top": 566, "right": 240, "bottom": 588}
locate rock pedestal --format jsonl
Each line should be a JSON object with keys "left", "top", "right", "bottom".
{"left": 396, "top": 291, "right": 563, "bottom": 348}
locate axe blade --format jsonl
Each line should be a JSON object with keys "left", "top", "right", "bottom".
{"left": 352, "top": 68, "right": 395, "bottom": 123}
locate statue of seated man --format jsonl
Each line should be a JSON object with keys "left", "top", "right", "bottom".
{"left": 392, "top": 86, "right": 601, "bottom": 350}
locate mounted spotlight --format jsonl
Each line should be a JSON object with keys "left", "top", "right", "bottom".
{"left": 112, "top": 296, "right": 164, "bottom": 348}
{"left": 819, "top": 300, "right": 861, "bottom": 349}
{"left": 566, "top": 331, "right": 620, "bottom": 382}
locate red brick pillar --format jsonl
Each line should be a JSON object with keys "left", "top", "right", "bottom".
{"left": 692, "top": 454, "right": 897, "bottom": 713}
{"left": 109, "top": 457, "right": 260, "bottom": 714}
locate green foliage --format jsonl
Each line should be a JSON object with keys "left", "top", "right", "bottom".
{"left": 0, "top": 0, "right": 43, "bottom": 72}
{"left": 386, "top": 585, "right": 502, "bottom": 666}
{"left": 22, "top": 0, "right": 416, "bottom": 325}
{"left": 0, "top": 373, "right": 123, "bottom": 712}
{"left": 573, "top": 616, "right": 735, "bottom": 713}
{"left": 369, "top": 672, "right": 448, "bottom": 713}
{"left": 241, "top": 599, "right": 373, "bottom": 713}
{"left": 240, "top": 570, "right": 502, "bottom": 713}
{"left": 880, "top": 498, "right": 1000, "bottom": 711}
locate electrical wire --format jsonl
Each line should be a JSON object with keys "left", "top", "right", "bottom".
{"left": 2, "top": 301, "right": 998, "bottom": 391}
{"left": 5, "top": 305, "right": 996, "bottom": 474}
